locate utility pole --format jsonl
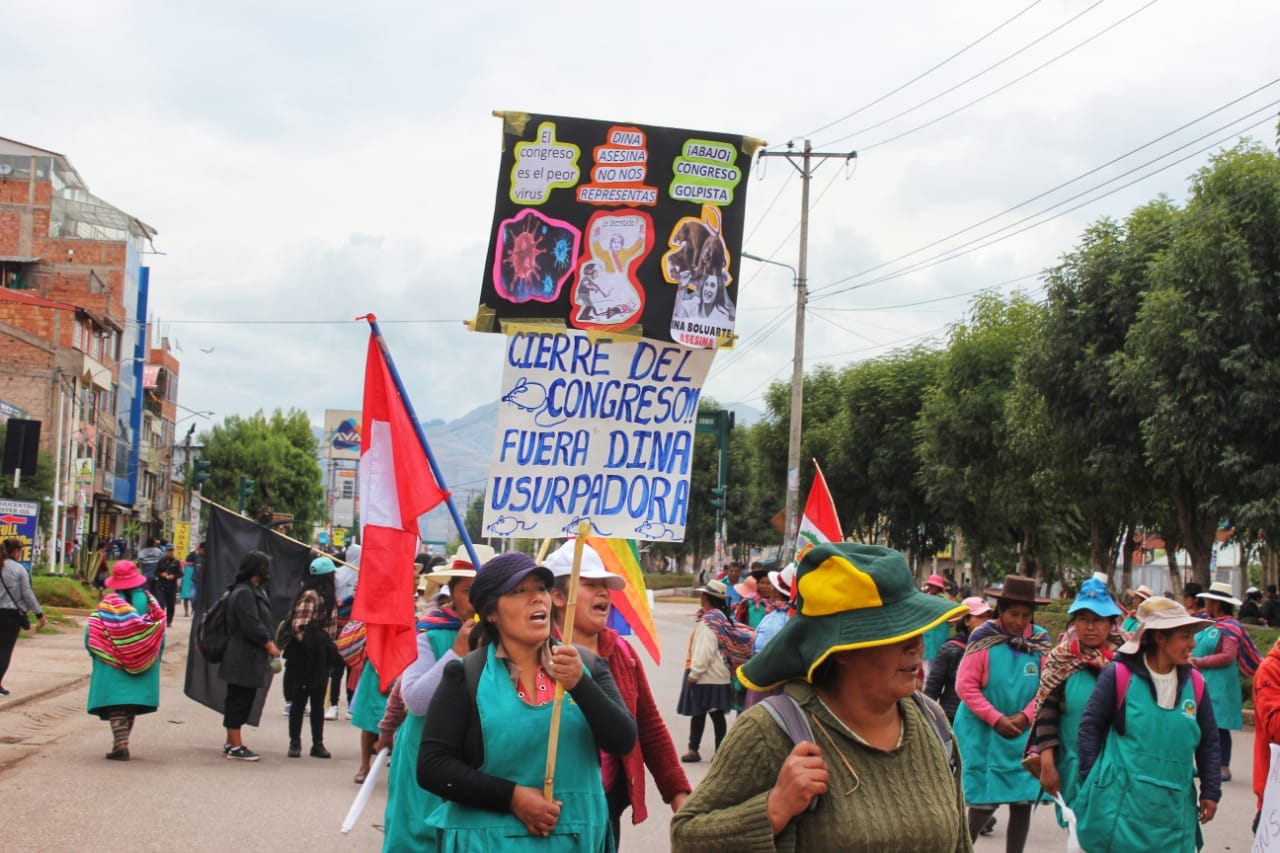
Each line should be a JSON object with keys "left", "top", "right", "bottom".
{"left": 755, "top": 140, "right": 855, "bottom": 564}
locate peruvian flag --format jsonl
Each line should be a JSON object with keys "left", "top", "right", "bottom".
{"left": 795, "top": 460, "right": 843, "bottom": 562}
{"left": 354, "top": 332, "right": 449, "bottom": 691}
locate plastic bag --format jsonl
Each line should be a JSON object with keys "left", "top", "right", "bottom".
{"left": 1051, "top": 792, "right": 1083, "bottom": 853}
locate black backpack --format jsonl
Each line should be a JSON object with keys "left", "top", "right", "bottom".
{"left": 197, "top": 590, "right": 233, "bottom": 663}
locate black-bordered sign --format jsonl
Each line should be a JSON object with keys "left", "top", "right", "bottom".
{"left": 473, "top": 112, "right": 762, "bottom": 349}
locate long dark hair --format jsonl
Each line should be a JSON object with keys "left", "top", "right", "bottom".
{"left": 298, "top": 572, "right": 336, "bottom": 621}
{"left": 231, "top": 550, "right": 271, "bottom": 588}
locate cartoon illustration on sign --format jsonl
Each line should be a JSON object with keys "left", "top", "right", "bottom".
{"left": 570, "top": 212, "right": 651, "bottom": 330}
{"left": 663, "top": 205, "right": 736, "bottom": 348}
{"left": 493, "top": 209, "right": 581, "bottom": 304}
{"left": 500, "top": 377, "right": 569, "bottom": 428}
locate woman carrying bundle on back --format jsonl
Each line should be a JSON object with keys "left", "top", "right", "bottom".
{"left": 676, "top": 579, "right": 753, "bottom": 763}
{"left": 85, "top": 560, "right": 166, "bottom": 760}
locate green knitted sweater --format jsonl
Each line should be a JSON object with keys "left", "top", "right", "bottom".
{"left": 670, "top": 680, "right": 972, "bottom": 853}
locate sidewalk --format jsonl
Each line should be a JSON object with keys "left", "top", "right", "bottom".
{"left": 0, "top": 611, "right": 191, "bottom": 711}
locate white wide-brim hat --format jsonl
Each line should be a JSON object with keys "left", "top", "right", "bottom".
{"left": 1198, "top": 580, "right": 1242, "bottom": 607}
{"left": 544, "top": 540, "right": 625, "bottom": 591}
{"left": 1117, "top": 596, "right": 1212, "bottom": 655}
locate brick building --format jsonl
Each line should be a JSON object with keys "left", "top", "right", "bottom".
{"left": 0, "top": 136, "right": 161, "bottom": 559}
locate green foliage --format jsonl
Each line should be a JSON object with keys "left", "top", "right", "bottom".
{"left": 32, "top": 575, "right": 99, "bottom": 608}
{"left": 197, "top": 409, "right": 324, "bottom": 535}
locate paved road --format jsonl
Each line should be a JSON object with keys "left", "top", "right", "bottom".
{"left": 1, "top": 603, "right": 1262, "bottom": 851}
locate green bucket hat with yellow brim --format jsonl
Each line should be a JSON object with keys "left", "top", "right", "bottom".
{"left": 739, "top": 542, "right": 967, "bottom": 691}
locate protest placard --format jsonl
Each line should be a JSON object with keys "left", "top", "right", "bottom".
{"left": 482, "top": 329, "right": 713, "bottom": 540}
{"left": 1256, "top": 743, "right": 1280, "bottom": 851}
{"left": 473, "top": 112, "right": 762, "bottom": 349}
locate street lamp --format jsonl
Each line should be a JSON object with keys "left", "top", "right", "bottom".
{"left": 740, "top": 251, "right": 804, "bottom": 564}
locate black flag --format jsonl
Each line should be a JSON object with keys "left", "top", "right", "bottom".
{"left": 183, "top": 502, "right": 310, "bottom": 727}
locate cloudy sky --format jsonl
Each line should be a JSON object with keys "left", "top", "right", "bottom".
{"left": 7, "top": 0, "right": 1277, "bottom": 432}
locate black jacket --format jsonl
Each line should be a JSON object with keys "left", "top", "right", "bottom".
{"left": 923, "top": 635, "right": 966, "bottom": 721}
{"left": 218, "top": 583, "right": 273, "bottom": 688}
{"left": 418, "top": 643, "right": 637, "bottom": 811}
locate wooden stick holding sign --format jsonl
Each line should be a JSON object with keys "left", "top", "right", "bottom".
{"left": 544, "top": 521, "right": 589, "bottom": 801}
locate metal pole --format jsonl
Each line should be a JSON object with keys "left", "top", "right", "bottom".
{"left": 783, "top": 140, "right": 812, "bottom": 564}
{"left": 51, "top": 374, "right": 65, "bottom": 573}
{"left": 754, "top": 142, "right": 855, "bottom": 564}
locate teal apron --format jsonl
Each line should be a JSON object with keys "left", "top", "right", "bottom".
{"left": 923, "top": 620, "right": 951, "bottom": 663}
{"left": 1193, "top": 624, "right": 1243, "bottom": 729}
{"left": 350, "top": 662, "right": 388, "bottom": 734}
{"left": 383, "top": 629, "right": 457, "bottom": 853}
{"left": 426, "top": 644, "right": 610, "bottom": 851}
{"left": 1053, "top": 667, "right": 1097, "bottom": 825}
{"left": 1074, "top": 667, "right": 1204, "bottom": 852}
{"left": 1121, "top": 615, "right": 1139, "bottom": 634}
{"left": 953, "top": 635, "right": 1045, "bottom": 805}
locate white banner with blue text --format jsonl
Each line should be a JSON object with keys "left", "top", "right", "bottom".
{"left": 483, "top": 329, "right": 714, "bottom": 541}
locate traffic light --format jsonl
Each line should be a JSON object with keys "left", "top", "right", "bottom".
{"left": 238, "top": 476, "right": 256, "bottom": 514}
{"left": 192, "top": 460, "right": 212, "bottom": 488}
{"left": 710, "top": 486, "right": 727, "bottom": 511}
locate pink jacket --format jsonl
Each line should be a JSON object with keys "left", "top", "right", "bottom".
{"left": 955, "top": 632, "right": 1037, "bottom": 725}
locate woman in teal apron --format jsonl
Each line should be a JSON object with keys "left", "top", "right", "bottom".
{"left": 1192, "top": 583, "right": 1245, "bottom": 781}
{"left": 1121, "top": 585, "right": 1153, "bottom": 634}
{"left": 921, "top": 574, "right": 953, "bottom": 673}
{"left": 952, "top": 574, "right": 1051, "bottom": 853}
{"left": 1025, "top": 577, "right": 1122, "bottom": 830}
{"left": 381, "top": 563, "right": 480, "bottom": 853}
{"left": 418, "top": 552, "right": 636, "bottom": 851}
{"left": 1074, "top": 596, "right": 1221, "bottom": 852}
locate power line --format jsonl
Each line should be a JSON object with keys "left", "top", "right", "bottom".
{"left": 815, "top": 0, "right": 1105, "bottom": 148}
{"left": 810, "top": 107, "right": 1279, "bottom": 302}
{"left": 807, "top": 80, "right": 1280, "bottom": 298}
{"left": 796, "top": 0, "right": 1048, "bottom": 140}
{"left": 823, "top": 0, "right": 1162, "bottom": 152}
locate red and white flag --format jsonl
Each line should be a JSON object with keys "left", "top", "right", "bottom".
{"left": 354, "top": 333, "right": 449, "bottom": 691}
{"left": 795, "top": 460, "right": 843, "bottom": 562}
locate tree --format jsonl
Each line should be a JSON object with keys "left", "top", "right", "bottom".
{"left": 916, "top": 292, "right": 1045, "bottom": 592}
{"left": 833, "top": 347, "right": 949, "bottom": 572}
{"left": 1018, "top": 201, "right": 1177, "bottom": 584}
{"left": 197, "top": 409, "right": 325, "bottom": 538}
{"left": 1114, "top": 142, "right": 1280, "bottom": 583}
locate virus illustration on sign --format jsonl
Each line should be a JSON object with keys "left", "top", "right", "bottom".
{"left": 492, "top": 209, "right": 580, "bottom": 305}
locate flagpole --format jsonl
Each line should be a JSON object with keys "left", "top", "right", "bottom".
{"left": 196, "top": 494, "right": 359, "bottom": 570}
{"left": 361, "top": 315, "right": 481, "bottom": 569}
{"left": 544, "top": 521, "right": 589, "bottom": 802}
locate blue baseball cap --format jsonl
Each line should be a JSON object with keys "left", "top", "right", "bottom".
{"left": 309, "top": 556, "right": 336, "bottom": 576}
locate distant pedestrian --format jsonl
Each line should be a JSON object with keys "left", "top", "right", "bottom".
{"left": 1241, "top": 586, "right": 1264, "bottom": 624}
{"left": 922, "top": 573, "right": 955, "bottom": 675}
{"left": 953, "top": 575, "right": 1052, "bottom": 852}
{"left": 283, "top": 556, "right": 339, "bottom": 759}
{"left": 154, "top": 544, "right": 182, "bottom": 625}
{"left": 181, "top": 541, "right": 204, "bottom": 618}
{"left": 924, "top": 595, "right": 992, "bottom": 722}
{"left": 676, "top": 579, "right": 751, "bottom": 763}
{"left": 85, "top": 561, "right": 166, "bottom": 760}
{"left": 1, "top": 538, "right": 47, "bottom": 696}
{"left": 218, "top": 550, "right": 281, "bottom": 761}
{"left": 1193, "top": 582, "right": 1250, "bottom": 782}
{"left": 1121, "top": 585, "right": 1154, "bottom": 633}
{"left": 136, "top": 538, "right": 163, "bottom": 589}
{"left": 1026, "top": 578, "right": 1122, "bottom": 832}
{"left": 1264, "top": 585, "right": 1280, "bottom": 627}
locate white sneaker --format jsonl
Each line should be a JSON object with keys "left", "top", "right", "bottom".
{"left": 282, "top": 702, "right": 292, "bottom": 716}
{"left": 324, "top": 705, "right": 339, "bottom": 720}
